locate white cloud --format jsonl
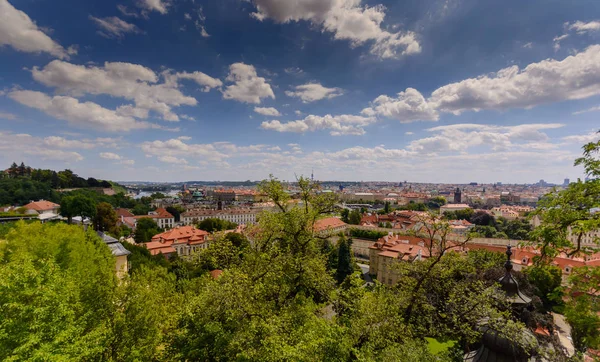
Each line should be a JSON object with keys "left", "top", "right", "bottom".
{"left": 261, "top": 114, "right": 376, "bottom": 135}
{"left": 164, "top": 70, "right": 222, "bottom": 91}
{"left": 250, "top": 0, "right": 421, "bottom": 59}
{"left": 285, "top": 82, "right": 343, "bottom": 102}
{"left": 573, "top": 105, "right": 600, "bottom": 115}
{"left": 119, "top": 159, "right": 135, "bottom": 166}
{"left": 222, "top": 63, "right": 275, "bottom": 104}
{"left": 562, "top": 132, "right": 600, "bottom": 144}
{"left": 522, "top": 42, "right": 533, "bottom": 49}
{"left": 0, "top": 0, "right": 71, "bottom": 59}
{"left": 158, "top": 155, "right": 188, "bottom": 164}
{"left": 429, "top": 46, "right": 600, "bottom": 114}
{"left": 568, "top": 20, "right": 600, "bottom": 34}
{"left": 0, "top": 131, "right": 83, "bottom": 162}
{"left": 9, "top": 90, "right": 150, "bottom": 132}
{"left": 294, "top": 110, "right": 303, "bottom": 116}
{"left": 141, "top": 138, "right": 227, "bottom": 162}
{"left": 408, "top": 123, "right": 565, "bottom": 154}
{"left": 284, "top": 67, "right": 304, "bottom": 75}
{"left": 361, "top": 88, "right": 438, "bottom": 122}
{"left": 117, "top": 5, "right": 139, "bottom": 17}
{"left": 100, "top": 152, "right": 122, "bottom": 160}
{"left": 116, "top": 104, "right": 150, "bottom": 119}
{"left": 30, "top": 60, "right": 214, "bottom": 121}
{"left": 254, "top": 107, "right": 281, "bottom": 116}
{"left": 44, "top": 136, "right": 96, "bottom": 149}
{"left": 405, "top": 131, "right": 413, "bottom": 135}
{"left": 195, "top": 21, "right": 210, "bottom": 37}
{"left": 89, "top": 16, "right": 142, "bottom": 39}
{"left": 0, "top": 111, "right": 17, "bottom": 120}
{"left": 136, "top": 0, "right": 170, "bottom": 14}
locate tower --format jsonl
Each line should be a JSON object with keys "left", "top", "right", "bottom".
{"left": 311, "top": 169, "right": 314, "bottom": 182}
{"left": 454, "top": 187, "right": 462, "bottom": 203}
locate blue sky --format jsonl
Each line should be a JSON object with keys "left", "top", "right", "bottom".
{"left": 0, "top": 0, "right": 599, "bottom": 183}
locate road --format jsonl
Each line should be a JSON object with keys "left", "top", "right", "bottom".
{"left": 552, "top": 312, "right": 575, "bottom": 357}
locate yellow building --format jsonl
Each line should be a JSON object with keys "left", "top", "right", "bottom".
{"left": 97, "top": 232, "right": 131, "bottom": 278}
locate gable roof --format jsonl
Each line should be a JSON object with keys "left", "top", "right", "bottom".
{"left": 24, "top": 200, "right": 59, "bottom": 211}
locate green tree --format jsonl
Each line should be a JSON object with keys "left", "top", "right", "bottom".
{"left": 93, "top": 202, "right": 118, "bottom": 232}
{"left": 131, "top": 203, "right": 151, "bottom": 216}
{"left": 470, "top": 210, "right": 496, "bottom": 226}
{"left": 196, "top": 217, "right": 237, "bottom": 232}
{"left": 335, "top": 235, "right": 354, "bottom": 284}
{"left": 383, "top": 201, "right": 391, "bottom": 213}
{"left": 348, "top": 209, "right": 362, "bottom": 225}
{"left": 60, "top": 194, "right": 97, "bottom": 223}
{"left": 523, "top": 265, "right": 563, "bottom": 309}
{"left": 134, "top": 217, "right": 161, "bottom": 243}
{"left": 564, "top": 266, "right": 600, "bottom": 351}
{"left": 166, "top": 205, "right": 185, "bottom": 222}
{"left": 340, "top": 208, "right": 350, "bottom": 223}
{"left": 427, "top": 196, "right": 447, "bottom": 209}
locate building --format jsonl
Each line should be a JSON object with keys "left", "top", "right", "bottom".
{"left": 368, "top": 234, "right": 434, "bottom": 286}
{"left": 143, "top": 225, "right": 210, "bottom": 258}
{"left": 448, "top": 219, "right": 474, "bottom": 234}
{"left": 490, "top": 207, "right": 520, "bottom": 220}
{"left": 116, "top": 208, "right": 136, "bottom": 230}
{"left": 313, "top": 217, "right": 348, "bottom": 236}
{"left": 453, "top": 187, "right": 462, "bottom": 203}
{"left": 23, "top": 200, "right": 60, "bottom": 215}
{"left": 134, "top": 208, "right": 174, "bottom": 229}
{"left": 181, "top": 208, "right": 258, "bottom": 225}
{"left": 440, "top": 203, "right": 471, "bottom": 214}
{"left": 97, "top": 232, "right": 131, "bottom": 278}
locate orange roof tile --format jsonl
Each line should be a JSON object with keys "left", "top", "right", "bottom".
{"left": 24, "top": 200, "right": 59, "bottom": 211}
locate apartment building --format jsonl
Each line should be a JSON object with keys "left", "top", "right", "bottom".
{"left": 181, "top": 208, "right": 258, "bottom": 225}
{"left": 134, "top": 208, "right": 175, "bottom": 229}
{"left": 144, "top": 225, "right": 210, "bottom": 258}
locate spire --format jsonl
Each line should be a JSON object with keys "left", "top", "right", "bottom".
{"left": 498, "top": 245, "right": 531, "bottom": 305}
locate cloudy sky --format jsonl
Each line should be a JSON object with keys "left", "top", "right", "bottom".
{"left": 1, "top": 0, "right": 599, "bottom": 183}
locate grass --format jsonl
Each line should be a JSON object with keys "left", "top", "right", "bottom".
{"left": 425, "top": 337, "right": 456, "bottom": 355}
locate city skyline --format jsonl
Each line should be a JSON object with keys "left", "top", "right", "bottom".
{"left": 1, "top": 0, "right": 600, "bottom": 183}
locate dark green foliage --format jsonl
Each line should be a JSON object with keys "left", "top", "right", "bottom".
{"left": 398, "top": 202, "right": 428, "bottom": 211}
{"left": 0, "top": 178, "right": 60, "bottom": 205}
{"left": 443, "top": 208, "right": 474, "bottom": 220}
{"left": 340, "top": 209, "right": 350, "bottom": 223}
{"left": 122, "top": 242, "right": 171, "bottom": 273}
{"left": 349, "top": 228, "right": 388, "bottom": 240}
{"left": 383, "top": 201, "right": 391, "bottom": 213}
{"left": 132, "top": 203, "right": 151, "bottom": 216}
{"left": 134, "top": 218, "right": 162, "bottom": 243}
{"left": 427, "top": 196, "right": 447, "bottom": 209}
{"left": 348, "top": 209, "right": 362, "bottom": 224}
{"left": 335, "top": 235, "right": 354, "bottom": 284}
{"left": 166, "top": 205, "right": 185, "bottom": 222}
{"left": 60, "top": 194, "right": 97, "bottom": 223}
{"left": 524, "top": 265, "right": 563, "bottom": 309}
{"left": 470, "top": 211, "right": 496, "bottom": 226}
{"left": 93, "top": 202, "right": 118, "bottom": 232}
{"left": 195, "top": 217, "right": 237, "bottom": 232}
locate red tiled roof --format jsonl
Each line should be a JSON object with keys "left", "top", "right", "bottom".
{"left": 210, "top": 269, "right": 223, "bottom": 279}
{"left": 151, "top": 225, "right": 209, "bottom": 242}
{"left": 24, "top": 200, "right": 59, "bottom": 211}
{"left": 116, "top": 208, "right": 134, "bottom": 217}
{"left": 134, "top": 207, "right": 174, "bottom": 220}
{"left": 314, "top": 217, "right": 348, "bottom": 232}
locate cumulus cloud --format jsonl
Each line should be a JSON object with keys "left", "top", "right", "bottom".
{"left": 44, "top": 136, "right": 97, "bottom": 149}
{"left": 562, "top": 131, "right": 600, "bottom": 144}
{"left": 0, "top": 131, "right": 83, "bottom": 162}
{"left": 136, "top": 0, "right": 170, "bottom": 14}
{"left": 89, "top": 16, "right": 142, "bottom": 39}
{"left": 100, "top": 152, "right": 122, "bottom": 160}
{"left": 367, "top": 46, "right": 600, "bottom": 123}
{"left": 141, "top": 138, "right": 227, "bottom": 162}
{"left": 361, "top": 88, "right": 438, "bottom": 122}
{"left": 408, "top": 123, "right": 565, "bottom": 154}
{"left": 9, "top": 90, "right": 150, "bottom": 132}
{"left": 222, "top": 63, "right": 275, "bottom": 104}
{"left": 164, "top": 70, "right": 223, "bottom": 91}
{"left": 261, "top": 114, "right": 377, "bottom": 135}
{"left": 0, "top": 0, "right": 71, "bottom": 59}
{"left": 429, "top": 45, "right": 600, "bottom": 114}
{"left": 30, "top": 60, "right": 221, "bottom": 121}
{"left": 158, "top": 155, "right": 188, "bottom": 164}
{"left": 250, "top": 0, "right": 421, "bottom": 59}
{"left": 254, "top": 107, "right": 281, "bottom": 116}
{"left": 568, "top": 20, "right": 600, "bottom": 34}
{"left": 285, "top": 82, "right": 343, "bottom": 102}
